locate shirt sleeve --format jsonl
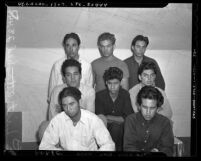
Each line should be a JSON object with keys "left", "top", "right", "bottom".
{"left": 123, "top": 115, "right": 139, "bottom": 151}
{"left": 129, "top": 89, "right": 138, "bottom": 113}
{"left": 158, "top": 91, "right": 173, "bottom": 120}
{"left": 47, "top": 63, "right": 59, "bottom": 102}
{"left": 39, "top": 119, "right": 62, "bottom": 150}
{"left": 156, "top": 120, "right": 174, "bottom": 156}
{"left": 95, "top": 93, "right": 105, "bottom": 115}
{"left": 92, "top": 116, "right": 115, "bottom": 151}
{"left": 48, "top": 87, "right": 61, "bottom": 120}
{"left": 122, "top": 92, "right": 134, "bottom": 118}
{"left": 86, "top": 64, "right": 94, "bottom": 88}
{"left": 154, "top": 61, "right": 165, "bottom": 90}
{"left": 85, "top": 88, "right": 95, "bottom": 113}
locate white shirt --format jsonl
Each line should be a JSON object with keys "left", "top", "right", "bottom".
{"left": 129, "top": 83, "right": 173, "bottom": 119}
{"left": 39, "top": 109, "right": 115, "bottom": 151}
{"left": 47, "top": 56, "right": 93, "bottom": 101}
{"left": 49, "top": 83, "right": 95, "bottom": 120}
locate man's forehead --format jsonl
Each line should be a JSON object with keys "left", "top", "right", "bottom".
{"left": 65, "top": 66, "right": 79, "bottom": 72}
{"left": 142, "top": 69, "right": 155, "bottom": 74}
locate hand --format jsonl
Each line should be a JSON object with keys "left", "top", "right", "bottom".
{"left": 151, "top": 148, "right": 159, "bottom": 152}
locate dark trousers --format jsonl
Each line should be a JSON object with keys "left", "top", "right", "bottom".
{"left": 107, "top": 122, "right": 124, "bottom": 151}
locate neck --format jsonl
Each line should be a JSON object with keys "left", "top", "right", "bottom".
{"left": 71, "top": 109, "right": 81, "bottom": 126}
{"left": 133, "top": 55, "right": 143, "bottom": 65}
{"left": 109, "top": 91, "right": 119, "bottom": 102}
{"left": 102, "top": 54, "right": 115, "bottom": 61}
{"left": 67, "top": 54, "right": 79, "bottom": 60}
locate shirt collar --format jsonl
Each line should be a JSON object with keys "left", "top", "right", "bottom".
{"left": 63, "top": 109, "right": 86, "bottom": 125}
{"left": 137, "top": 111, "right": 158, "bottom": 125}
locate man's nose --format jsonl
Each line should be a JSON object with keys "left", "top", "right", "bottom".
{"left": 146, "top": 108, "right": 151, "bottom": 114}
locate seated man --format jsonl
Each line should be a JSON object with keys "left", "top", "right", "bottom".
{"left": 49, "top": 59, "right": 95, "bottom": 120}
{"left": 95, "top": 67, "right": 134, "bottom": 151}
{"left": 39, "top": 87, "right": 115, "bottom": 151}
{"left": 123, "top": 86, "right": 174, "bottom": 156}
{"left": 129, "top": 61, "right": 172, "bottom": 120}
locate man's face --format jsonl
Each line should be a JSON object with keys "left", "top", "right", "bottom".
{"left": 132, "top": 40, "right": 147, "bottom": 57}
{"left": 140, "top": 98, "right": 157, "bottom": 121}
{"left": 106, "top": 79, "right": 121, "bottom": 95}
{"left": 98, "top": 39, "right": 114, "bottom": 58}
{"left": 139, "top": 69, "right": 156, "bottom": 86}
{"left": 63, "top": 38, "right": 80, "bottom": 59}
{"left": 62, "top": 96, "right": 80, "bottom": 118}
{"left": 64, "top": 66, "right": 81, "bottom": 88}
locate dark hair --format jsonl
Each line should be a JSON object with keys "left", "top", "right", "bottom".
{"left": 138, "top": 61, "right": 157, "bottom": 76}
{"left": 62, "top": 33, "right": 81, "bottom": 47}
{"left": 136, "top": 86, "right": 164, "bottom": 108}
{"left": 103, "top": 67, "right": 123, "bottom": 82}
{"left": 131, "top": 35, "right": 149, "bottom": 49}
{"left": 97, "top": 32, "right": 116, "bottom": 46}
{"left": 58, "top": 87, "right": 82, "bottom": 108}
{"left": 61, "top": 59, "right": 82, "bottom": 77}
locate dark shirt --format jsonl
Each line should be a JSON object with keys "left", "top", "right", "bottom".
{"left": 124, "top": 55, "right": 165, "bottom": 90}
{"left": 123, "top": 112, "right": 174, "bottom": 156}
{"left": 95, "top": 88, "right": 134, "bottom": 119}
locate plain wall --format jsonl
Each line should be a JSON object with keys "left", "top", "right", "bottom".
{"left": 5, "top": 4, "right": 192, "bottom": 143}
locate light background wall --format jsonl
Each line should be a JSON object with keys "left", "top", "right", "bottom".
{"left": 5, "top": 3, "right": 192, "bottom": 143}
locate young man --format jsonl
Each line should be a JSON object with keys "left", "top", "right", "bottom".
{"left": 124, "top": 35, "right": 165, "bottom": 90}
{"left": 95, "top": 67, "right": 134, "bottom": 151}
{"left": 129, "top": 61, "right": 172, "bottom": 119}
{"left": 123, "top": 86, "right": 174, "bottom": 156}
{"left": 47, "top": 33, "right": 93, "bottom": 102}
{"left": 92, "top": 32, "right": 129, "bottom": 92}
{"left": 39, "top": 87, "right": 115, "bottom": 151}
{"left": 49, "top": 59, "right": 95, "bottom": 120}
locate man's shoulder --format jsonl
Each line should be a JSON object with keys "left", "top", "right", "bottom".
{"left": 52, "top": 84, "right": 66, "bottom": 93}
{"left": 155, "top": 113, "right": 171, "bottom": 124}
{"left": 79, "top": 57, "right": 91, "bottom": 66}
{"left": 80, "top": 83, "right": 95, "bottom": 94}
{"left": 53, "top": 57, "right": 66, "bottom": 65}
{"left": 124, "top": 56, "right": 133, "bottom": 63}
{"left": 81, "top": 109, "right": 99, "bottom": 121}
{"left": 120, "top": 88, "right": 130, "bottom": 95}
{"left": 91, "top": 57, "right": 102, "bottom": 65}
{"left": 51, "top": 111, "right": 66, "bottom": 122}
{"left": 129, "top": 84, "right": 141, "bottom": 93}
{"left": 125, "top": 112, "right": 138, "bottom": 122}
{"left": 96, "top": 89, "right": 107, "bottom": 96}
{"left": 143, "top": 55, "right": 157, "bottom": 63}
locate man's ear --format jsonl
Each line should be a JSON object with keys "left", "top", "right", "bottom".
{"left": 131, "top": 45, "right": 135, "bottom": 52}
{"left": 62, "top": 76, "right": 66, "bottom": 84}
{"left": 138, "top": 75, "right": 142, "bottom": 81}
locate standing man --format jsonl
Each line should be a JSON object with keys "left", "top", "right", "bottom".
{"left": 92, "top": 32, "right": 129, "bottom": 92}
{"left": 39, "top": 87, "right": 115, "bottom": 151}
{"left": 124, "top": 35, "right": 165, "bottom": 90}
{"left": 48, "top": 33, "right": 93, "bottom": 102}
{"left": 95, "top": 67, "right": 134, "bottom": 151}
{"left": 124, "top": 86, "right": 174, "bottom": 156}
{"left": 129, "top": 61, "right": 172, "bottom": 120}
